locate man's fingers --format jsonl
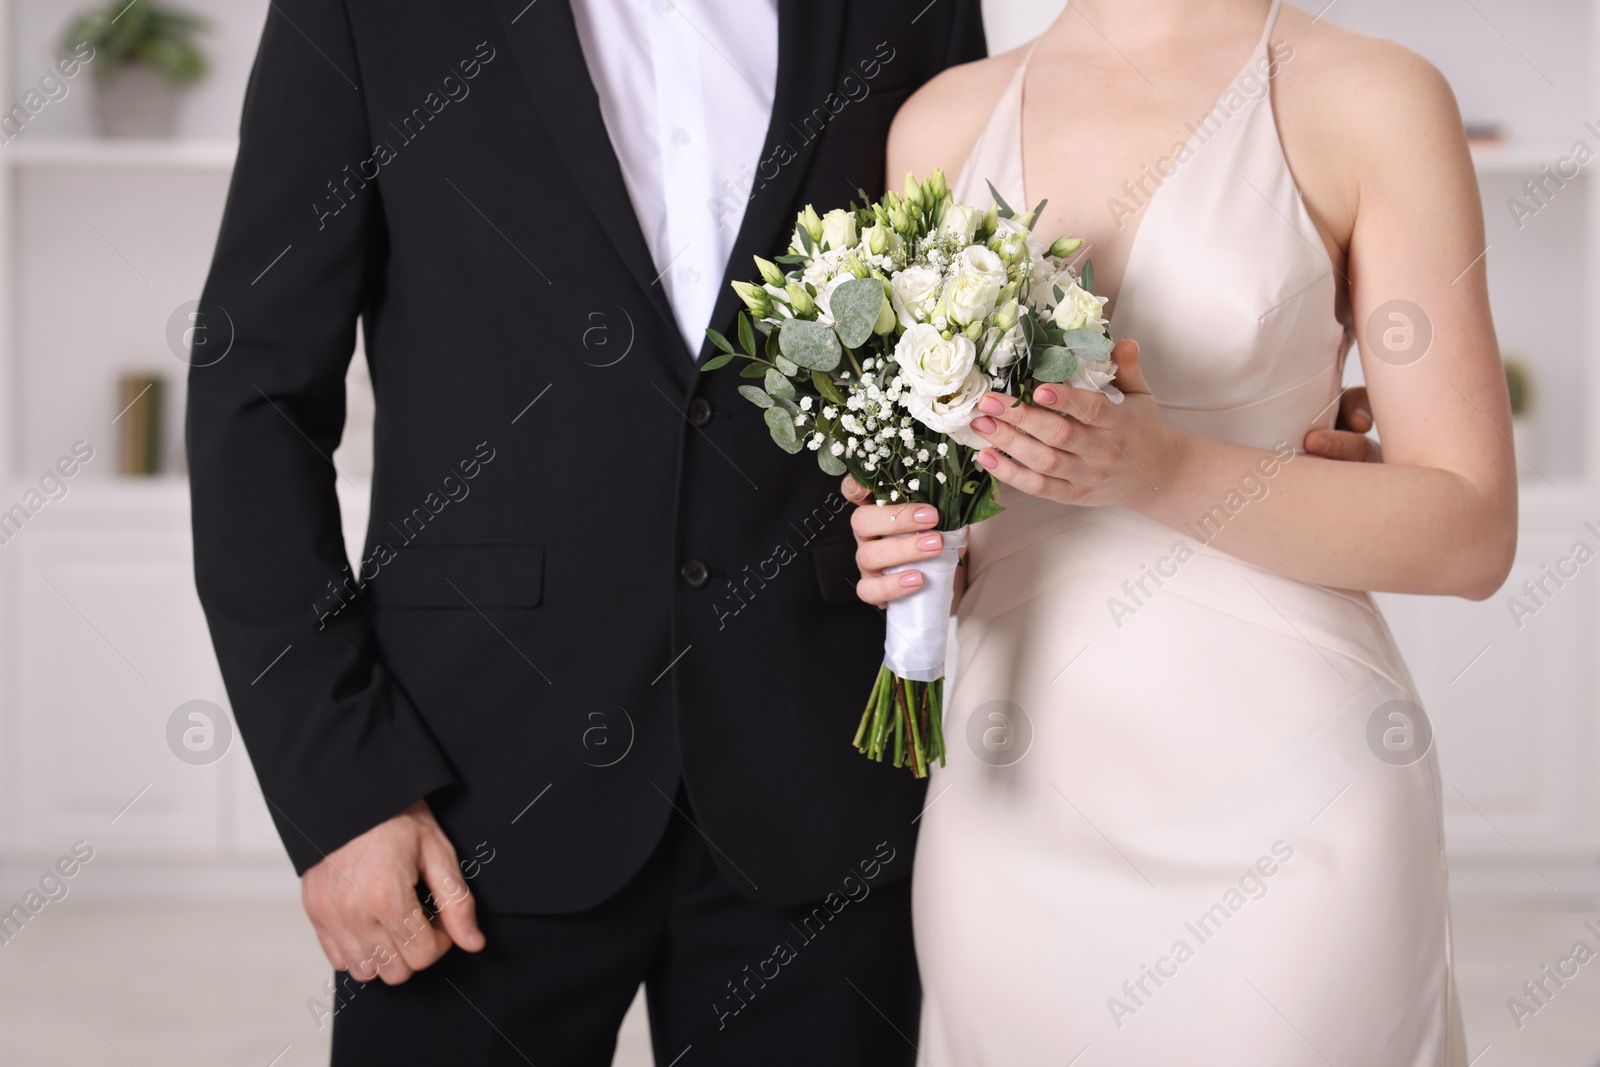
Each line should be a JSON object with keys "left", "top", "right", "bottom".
{"left": 421, "top": 837, "right": 485, "bottom": 954}
{"left": 1305, "top": 428, "right": 1374, "bottom": 463}
{"left": 1337, "top": 386, "right": 1373, "bottom": 433}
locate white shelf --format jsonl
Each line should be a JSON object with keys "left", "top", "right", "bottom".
{"left": 1470, "top": 143, "right": 1591, "bottom": 176}
{"left": 1, "top": 138, "right": 238, "bottom": 170}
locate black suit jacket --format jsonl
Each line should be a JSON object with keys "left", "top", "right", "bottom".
{"left": 188, "top": 0, "right": 987, "bottom": 912}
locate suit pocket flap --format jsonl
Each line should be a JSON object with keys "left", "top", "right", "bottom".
{"left": 368, "top": 542, "right": 544, "bottom": 608}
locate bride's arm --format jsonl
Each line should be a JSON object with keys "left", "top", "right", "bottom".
{"left": 970, "top": 51, "right": 1517, "bottom": 600}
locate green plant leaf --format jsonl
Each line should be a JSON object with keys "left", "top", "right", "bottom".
{"left": 764, "top": 406, "right": 802, "bottom": 454}
{"left": 778, "top": 317, "right": 843, "bottom": 371}
{"left": 817, "top": 446, "right": 847, "bottom": 476}
{"left": 774, "top": 354, "right": 799, "bottom": 376}
{"left": 738, "top": 385, "right": 774, "bottom": 408}
{"left": 706, "top": 328, "right": 735, "bottom": 355}
{"left": 967, "top": 482, "right": 1006, "bottom": 524}
{"left": 1031, "top": 346, "right": 1077, "bottom": 383}
{"left": 699, "top": 352, "right": 735, "bottom": 372}
{"left": 764, "top": 368, "right": 796, "bottom": 400}
{"left": 740, "top": 363, "right": 768, "bottom": 379}
{"left": 1060, "top": 327, "right": 1114, "bottom": 361}
{"left": 986, "top": 180, "right": 1014, "bottom": 219}
{"left": 737, "top": 313, "right": 757, "bottom": 357}
{"left": 811, "top": 371, "right": 847, "bottom": 405}
{"left": 829, "top": 276, "right": 885, "bottom": 349}
{"left": 1081, "top": 259, "right": 1095, "bottom": 293}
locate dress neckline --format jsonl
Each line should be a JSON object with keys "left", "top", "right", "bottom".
{"left": 1007, "top": 0, "right": 1285, "bottom": 309}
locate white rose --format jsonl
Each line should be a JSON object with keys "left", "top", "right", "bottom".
{"left": 889, "top": 265, "right": 942, "bottom": 328}
{"left": 955, "top": 245, "right": 1007, "bottom": 288}
{"left": 821, "top": 208, "right": 857, "bottom": 251}
{"left": 1051, "top": 280, "right": 1110, "bottom": 332}
{"left": 981, "top": 323, "right": 1027, "bottom": 371}
{"left": 939, "top": 202, "right": 984, "bottom": 243}
{"left": 941, "top": 270, "right": 1001, "bottom": 327}
{"left": 895, "top": 323, "right": 977, "bottom": 397}
{"left": 905, "top": 368, "right": 990, "bottom": 448}
{"left": 1070, "top": 357, "right": 1125, "bottom": 402}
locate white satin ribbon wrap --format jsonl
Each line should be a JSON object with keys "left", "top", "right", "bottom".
{"left": 883, "top": 525, "right": 968, "bottom": 682}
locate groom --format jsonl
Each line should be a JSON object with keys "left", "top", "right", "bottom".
{"left": 189, "top": 1, "right": 987, "bottom": 1064}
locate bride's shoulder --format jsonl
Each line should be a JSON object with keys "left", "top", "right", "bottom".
{"left": 885, "top": 45, "right": 1030, "bottom": 181}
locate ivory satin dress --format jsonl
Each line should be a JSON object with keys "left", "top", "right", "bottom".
{"left": 918, "top": 3, "right": 1467, "bottom": 1063}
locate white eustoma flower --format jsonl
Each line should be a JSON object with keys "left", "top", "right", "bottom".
{"left": 821, "top": 208, "right": 857, "bottom": 251}
{"left": 894, "top": 323, "right": 978, "bottom": 398}
{"left": 890, "top": 265, "right": 942, "bottom": 329}
{"left": 1070, "top": 357, "right": 1126, "bottom": 402}
{"left": 982, "top": 323, "right": 1027, "bottom": 371}
{"left": 904, "top": 367, "right": 990, "bottom": 449}
{"left": 939, "top": 202, "right": 984, "bottom": 243}
{"left": 955, "top": 245, "right": 1007, "bottom": 289}
{"left": 1052, "top": 279, "right": 1110, "bottom": 332}
{"left": 942, "top": 270, "right": 1001, "bottom": 328}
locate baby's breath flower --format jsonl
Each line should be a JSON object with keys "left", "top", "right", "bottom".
{"left": 935, "top": 471, "right": 947, "bottom": 484}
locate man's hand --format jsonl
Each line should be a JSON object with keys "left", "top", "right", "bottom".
{"left": 301, "top": 801, "right": 485, "bottom": 985}
{"left": 1304, "top": 386, "right": 1380, "bottom": 462}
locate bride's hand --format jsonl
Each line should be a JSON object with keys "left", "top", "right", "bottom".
{"left": 968, "top": 338, "right": 1176, "bottom": 509}
{"left": 841, "top": 475, "right": 945, "bottom": 608}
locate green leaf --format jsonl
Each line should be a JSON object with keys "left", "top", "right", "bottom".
{"left": 705, "top": 328, "right": 735, "bottom": 355}
{"left": 737, "top": 313, "right": 757, "bottom": 357}
{"left": 738, "top": 385, "right": 774, "bottom": 408}
{"left": 740, "top": 362, "right": 768, "bottom": 379}
{"left": 764, "top": 368, "right": 796, "bottom": 400}
{"left": 967, "top": 482, "right": 1006, "bottom": 524}
{"left": 1031, "top": 345, "right": 1077, "bottom": 383}
{"left": 775, "top": 253, "right": 807, "bottom": 265}
{"left": 1030, "top": 197, "right": 1049, "bottom": 223}
{"left": 1081, "top": 259, "right": 1095, "bottom": 293}
{"left": 1060, "top": 327, "right": 1114, "bottom": 362}
{"left": 829, "top": 276, "right": 886, "bottom": 349}
{"left": 817, "top": 446, "right": 847, "bottom": 476}
{"left": 764, "top": 406, "right": 802, "bottom": 454}
{"left": 774, "top": 354, "right": 799, "bottom": 376}
{"left": 699, "top": 352, "right": 735, "bottom": 372}
{"left": 986, "top": 180, "right": 1015, "bottom": 219}
{"left": 811, "top": 370, "right": 847, "bottom": 405}
{"left": 778, "top": 317, "right": 843, "bottom": 371}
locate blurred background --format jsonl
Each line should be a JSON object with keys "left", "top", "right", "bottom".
{"left": 0, "top": 0, "right": 1596, "bottom": 1063}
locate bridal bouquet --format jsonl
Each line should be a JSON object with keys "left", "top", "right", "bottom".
{"left": 703, "top": 168, "right": 1120, "bottom": 777}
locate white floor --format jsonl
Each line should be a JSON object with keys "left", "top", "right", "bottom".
{"left": 0, "top": 899, "right": 1594, "bottom": 1065}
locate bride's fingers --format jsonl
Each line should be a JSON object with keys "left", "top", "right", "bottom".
{"left": 857, "top": 530, "right": 944, "bottom": 575}
{"left": 976, "top": 445, "right": 1076, "bottom": 504}
{"left": 841, "top": 475, "right": 870, "bottom": 504}
{"left": 856, "top": 568, "right": 925, "bottom": 607}
{"left": 970, "top": 409, "right": 1075, "bottom": 476}
{"left": 850, "top": 501, "right": 938, "bottom": 543}
{"left": 1032, "top": 384, "right": 1113, "bottom": 426}
{"left": 1109, "top": 338, "right": 1152, "bottom": 395}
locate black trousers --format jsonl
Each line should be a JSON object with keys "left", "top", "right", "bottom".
{"left": 329, "top": 799, "right": 921, "bottom": 1065}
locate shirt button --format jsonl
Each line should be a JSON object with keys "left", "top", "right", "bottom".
{"left": 680, "top": 560, "right": 710, "bottom": 588}
{"left": 683, "top": 266, "right": 701, "bottom": 285}
{"left": 688, "top": 397, "right": 713, "bottom": 427}
{"left": 671, "top": 127, "right": 691, "bottom": 146}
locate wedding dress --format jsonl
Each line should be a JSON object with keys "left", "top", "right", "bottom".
{"left": 920, "top": 2, "right": 1466, "bottom": 1062}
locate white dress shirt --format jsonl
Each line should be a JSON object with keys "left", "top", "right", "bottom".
{"left": 571, "top": 0, "right": 780, "bottom": 357}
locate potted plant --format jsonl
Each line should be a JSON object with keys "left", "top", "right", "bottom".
{"left": 1503, "top": 356, "right": 1534, "bottom": 477}
{"left": 60, "top": 1, "right": 208, "bottom": 138}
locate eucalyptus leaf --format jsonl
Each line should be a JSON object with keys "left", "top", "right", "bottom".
{"left": 738, "top": 385, "right": 774, "bottom": 408}
{"left": 764, "top": 368, "right": 796, "bottom": 400}
{"left": 774, "top": 354, "right": 799, "bottom": 376}
{"left": 829, "top": 276, "right": 885, "bottom": 349}
{"left": 817, "top": 447, "right": 847, "bottom": 477}
{"left": 764, "top": 406, "right": 802, "bottom": 454}
{"left": 1060, "top": 327, "right": 1113, "bottom": 361}
{"left": 700, "top": 352, "right": 735, "bottom": 373}
{"left": 737, "top": 313, "right": 757, "bottom": 357}
{"left": 778, "top": 317, "right": 843, "bottom": 371}
{"left": 1031, "top": 346, "right": 1078, "bottom": 383}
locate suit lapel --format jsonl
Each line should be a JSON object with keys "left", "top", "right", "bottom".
{"left": 694, "top": 0, "right": 848, "bottom": 366}
{"left": 488, "top": 0, "right": 692, "bottom": 387}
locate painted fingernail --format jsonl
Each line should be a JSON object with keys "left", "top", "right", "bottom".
{"left": 1035, "top": 387, "right": 1058, "bottom": 405}
{"left": 899, "top": 571, "right": 924, "bottom": 588}
{"left": 971, "top": 415, "right": 998, "bottom": 434}
{"left": 978, "top": 395, "right": 1005, "bottom": 416}
{"left": 913, "top": 506, "right": 937, "bottom": 525}
{"left": 917, "top": 533, "right": 942, "bottom": 552}
{"left": 977, "top": 451, "right": 999, "bottom": 470}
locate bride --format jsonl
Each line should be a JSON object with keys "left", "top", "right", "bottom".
{"left": 848, "top": 0, "right": 1514, "bottom": 1062}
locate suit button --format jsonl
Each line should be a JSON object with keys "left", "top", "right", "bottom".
{"left": 680, "top": 560, "right": 710, "bottom": 588}
{"left": 688, "top": 397, "right": 713, "bottom": 428}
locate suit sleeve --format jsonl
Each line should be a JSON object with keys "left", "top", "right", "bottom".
{"left": 944, "top": 0, "right": 989, "bottom": 67}
{"left": 187, "top": 0, "right": 457, "bottom": 875}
